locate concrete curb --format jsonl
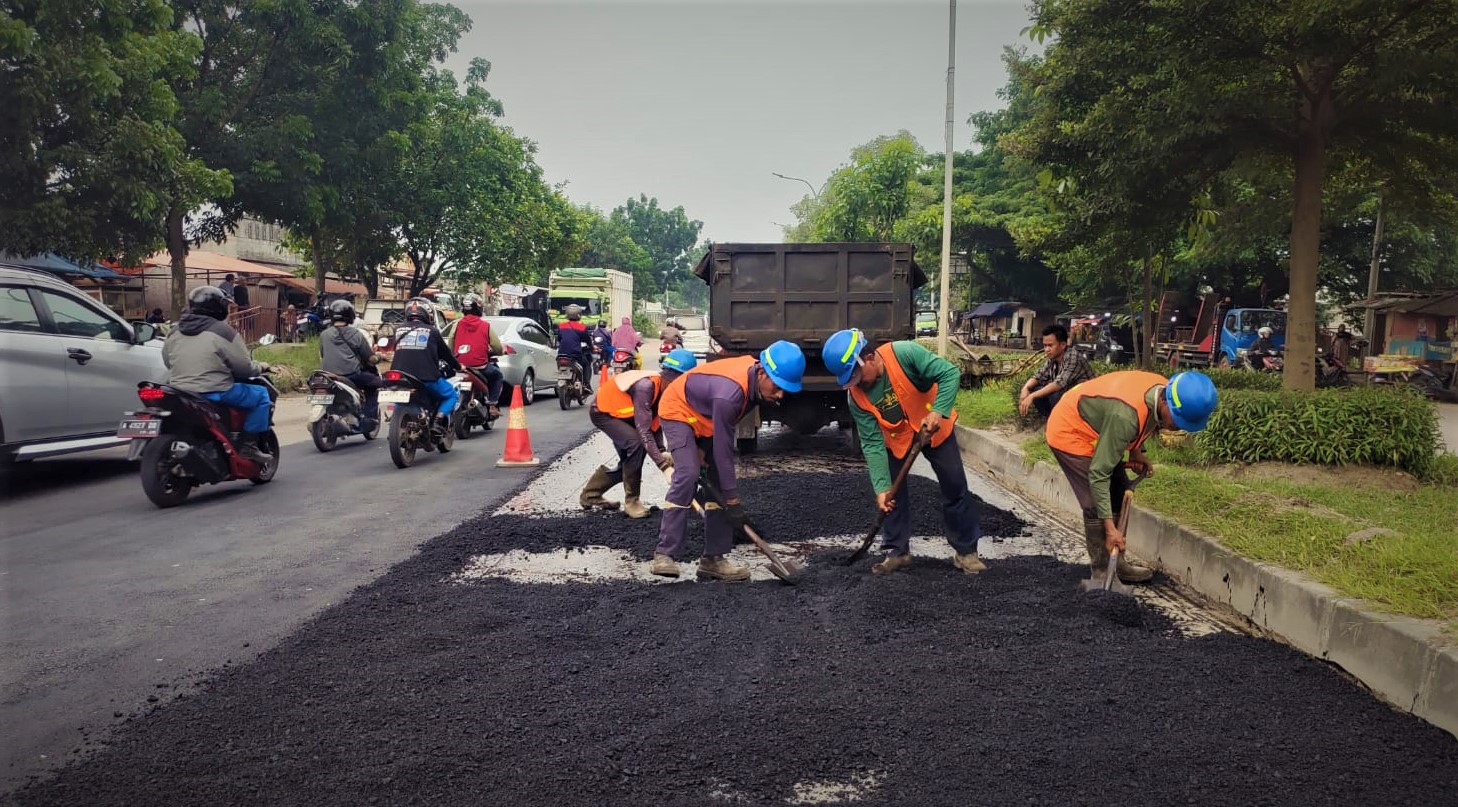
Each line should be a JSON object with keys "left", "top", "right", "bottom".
{"left": 955, "top": 424, "right": 1458, "bottom": 739}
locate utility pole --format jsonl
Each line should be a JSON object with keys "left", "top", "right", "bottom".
{"left": 937, "top": 0, "right": 956, "bottom": 359}
{"left": 1363, "top": 196, "right": 1384, "bottom": 347}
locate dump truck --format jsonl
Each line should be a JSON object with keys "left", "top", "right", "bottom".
{"left": 693, "top": 242, "right": 926, "bottom": 451}
{"left": 546, "top": 267, "right": 633, "bottom": 326}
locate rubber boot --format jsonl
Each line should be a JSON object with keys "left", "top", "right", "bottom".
{"left": 621, "top": 466, "right": 649, "bottom": 519}
{"left": 579, "top": 465, "right": 622, "bottom": 511}
{"left": 1085, "top": 518, "right": 1154, "bottom": 584}
{"left": 696, "top": 555, "right": 750, "bottom": 582}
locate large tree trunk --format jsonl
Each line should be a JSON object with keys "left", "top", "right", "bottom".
{"left": 312, "top": 234, "right": 328, "bottom": 298}
{"left": 1285, "top": 112, "right": 1328, "bottom": 391}
{"left": 167, "top": 208, "right": 188, "bottom": 318}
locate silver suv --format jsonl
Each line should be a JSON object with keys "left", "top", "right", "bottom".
{"left": 0, "top": 265, "right": 168, "bottom": 463}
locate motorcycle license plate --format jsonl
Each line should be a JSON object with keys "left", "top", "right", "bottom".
{"left": 379, "top": 389, "right": 413, "bottom": 403}
{"left": 117, "top": 417, "right": 161, "bottom": 438}
{"left": 306, "top": 394, "right": 335, "bottom": 405}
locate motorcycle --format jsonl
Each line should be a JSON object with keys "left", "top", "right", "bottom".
{"left": 1407, "top": 363, "right": 1458, "bottom": 402}
{"left": 379, "top": 367, "right": 457, "bottom": 469}
{"left": 1242, "top": 349, "right": 1283, "bottom": 372}
{"left": 555, "top": 355, "right": 589, "bottom": 410}
{"left": 295, "top": 305, "right": 325, "bottom": 339}
{"left": 306, "top": 370, "right": 379, "bottom": 452}
{"left": 609, "top": 346, "right": 640, "bottom": 374}
{"left": 453, "top": 361, "right": 501, "bottom": 439}
{"left": 1315, "top": 350, "right": 1351, "bottom": 388}
{"left": 118, "top": 334, "right": 281, "bottom": 508}
{"left": 591, "top": 334, "right": 609, "bottom": 375}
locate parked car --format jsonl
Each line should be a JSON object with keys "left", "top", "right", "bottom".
{"left": 486, "top": 316, "right": 562, "bottom": 405}
{"left": 0, "top": 265, "right": 168, "bottom": 464}
{"left": 673, "top": 314, "right": 715, "bottom": 359}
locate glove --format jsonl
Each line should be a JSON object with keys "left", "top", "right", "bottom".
{"left": 657, "top": 455, "right": 674, "bottom": 472}
{"left": 257, "top": 362, "right": 272, "bottom": 373}
{"left": 724, "top": 502, "right": 748, "bottom": 533}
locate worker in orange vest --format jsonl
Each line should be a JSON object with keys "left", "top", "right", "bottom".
{"left": 579, "top": 348, "right": 698, "bottom": 518}
{"left": 650, "top": 341, "right": 807, "bottom": 582}
{"left": 1046, "top": 370, "right": 1218, "bottom": 584}
{"left": 823, "top": 329, "right": 984, "bottom": 575}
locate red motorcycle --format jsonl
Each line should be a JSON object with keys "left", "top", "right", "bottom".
{"left": 120, "top": 375, "right": 281, "bottom": 508}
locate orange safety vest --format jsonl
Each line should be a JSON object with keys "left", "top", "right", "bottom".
{"left": 1045, "top": 370, "right": 1166, "bottom": 457}
{"left": 848, "top": 343, "right": 958, "bottom": 459}
{"left": 595, "top": 368, "right": 663, "bottom": 429}
{"left": 657, "top": 355, "right": 756, "bottom": 438}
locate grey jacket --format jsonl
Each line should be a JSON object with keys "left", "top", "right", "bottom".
{"left": 162, "top": 313, "right": 261, "bottom": 394}
{"left": 319, "top": 324, "right": 374, "bottom": 375}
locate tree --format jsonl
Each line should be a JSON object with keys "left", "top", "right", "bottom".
{"left": 0, "top": 0, "right": 226, "bottom": 262}
{"left": 788, "top": 133, "right": 928, "bottom": 242}
{"left": 1021, "top": 0, "right": 1458, "bottom": 389}
{"left": 574, "top": 206, "right": 653, "bottom": 291}
{"left": 618, "top": 194, "right": 703, "bottom": 297}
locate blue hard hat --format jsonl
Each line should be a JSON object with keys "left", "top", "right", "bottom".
{"left": 662, "top": 348, "right": 698, "bottom": 374}
{"left": 822, "top": 329, "right": 866, "bottom": 387}
{"left": 1166, "top": 371, "right": 1218, "bottom": 432}
{"left": 759, "top": 340, "right": 806, "bottom": 393}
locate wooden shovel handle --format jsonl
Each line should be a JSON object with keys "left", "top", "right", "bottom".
{"left": 846, "top": 425, "right": 933, "bottom": 563}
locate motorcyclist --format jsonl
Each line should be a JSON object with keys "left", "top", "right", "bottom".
{"left": 556, "top": 304, "right": 593, "bottom": 392}
{"left": 389, "top": 297, "right": 461, "bottom": 436}
{"left": 318, "top": 299, "right": 384, "bottom": 431}
{"left": 579, "top": 348, "right": 699, "bottom": 518}
{"left": 659, "top": 319, "right": 682, "bottom": 349}
{"left": 1248, "top": 326, "right": 1278, "bottom": 369}
{"left": 592, "top": 320, "right": 613, "bottom": 359}
{"left": 161, "top": 286, "right": 272, "bottom": 463}
{"left": 450, "top": 293, "right": 505, "bottom": 419}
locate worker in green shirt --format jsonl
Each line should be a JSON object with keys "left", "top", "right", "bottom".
{"left": 823, "top": 329, "right": 984, "bottom": 575}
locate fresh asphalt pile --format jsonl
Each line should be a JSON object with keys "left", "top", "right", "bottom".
{"left": 12, "top": 462, "right": 1457, "bottom": 806}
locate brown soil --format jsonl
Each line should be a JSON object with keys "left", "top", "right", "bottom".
{"left": 1212, "top": 461, "right": 1421, "bottom": 492}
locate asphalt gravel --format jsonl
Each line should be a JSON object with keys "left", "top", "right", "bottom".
{"left": 9, "top": 470, "right": 1457, "bottom": 806}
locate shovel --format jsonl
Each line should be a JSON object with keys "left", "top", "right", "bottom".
{"left": 845, "top": 425, "right": 933, "bottom": 565}
{"left": 695, "top": 475, "right": 803, "bottom": 585}
{"left": 1078, "top": 468, "right": 1147, "bottom": 596}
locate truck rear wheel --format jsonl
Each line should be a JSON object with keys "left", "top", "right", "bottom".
{"left": 737, "top": 435, "right": 758, "bottom": 454}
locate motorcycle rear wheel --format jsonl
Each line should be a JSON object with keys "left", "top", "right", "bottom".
{"left": 558, "top": 382, "right": 571, "bottom": 410}
{"left": 140, "top": 437, "right": 193, "bottom": 508}
{"left": 250, "top": 431, "right": 280, "bottom": 484}
{"left": 437, "top": 413, "right": 456, "bottom": 453}
{"left": 389, "top": 408, "right": 417, "bottom": 468}
{"left": 311, "top": 417, "right": 338, "bottom": 452}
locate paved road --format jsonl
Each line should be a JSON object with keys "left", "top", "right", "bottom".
{"left": 0, "top": 391, "right": 595, "bottom": 790}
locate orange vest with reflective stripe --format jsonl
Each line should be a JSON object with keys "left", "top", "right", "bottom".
{"left": 595, "top": 368, "right": 662, "bottom": 429}
{"left": 657, "top": 355, "right": 755, "bottom": 438}
{"left": 848, "top": 343, "right": 958, "bottom": 458}
{"left": 1045, "top": 370, "right": 1165, "bottom": 457}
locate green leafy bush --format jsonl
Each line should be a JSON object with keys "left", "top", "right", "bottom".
{"left": 1196, "top": 387, "right": 1443, "bottom": 477}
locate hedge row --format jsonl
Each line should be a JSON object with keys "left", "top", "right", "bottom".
{"left": 1002, "top": 360, "right": 1281, "bottom": 403}
{"left": 1196, "top": 387, "right": 1444, "bottom": 478}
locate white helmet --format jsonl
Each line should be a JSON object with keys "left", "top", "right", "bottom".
{"left": 1258, "top": 326, "right": 1273, "bottom": 337}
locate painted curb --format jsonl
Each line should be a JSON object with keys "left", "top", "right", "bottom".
{"left": 955, "top": 424, "right": 1458, "bottom": 739}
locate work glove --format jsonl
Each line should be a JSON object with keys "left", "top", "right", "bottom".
{"left": 724, "top": 502, "right": 748, "bottom": 534}
{"left": 657, "top": 455, "right": 674, "bottom": 472}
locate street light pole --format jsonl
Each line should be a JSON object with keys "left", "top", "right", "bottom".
{"left": 771, "top": 172, "right": 820, "bottom": 199}
{"left": 937, "top": 0, "right": 956, "bottom": 359}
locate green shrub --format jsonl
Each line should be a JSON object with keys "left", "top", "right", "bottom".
{"left": 1196, "top": 387, "right": 1442, "bottom": 477}
{"left": 1427, "top": 453, "right": 1458, "bottom": 487}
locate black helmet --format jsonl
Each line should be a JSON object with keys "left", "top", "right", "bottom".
{"left": 404, "top": 297, "right": 433, "bottom": 323}
{"left": 187, "top": 285, "right": 229, "bottom": 320}
{"left": 463, "top": 293, "right": 484, "bottom": 316}
{"left": 328, "top": 299, "right": 356, "bottom": 324}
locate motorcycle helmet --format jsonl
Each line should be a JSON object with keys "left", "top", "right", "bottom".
{"left": 463, "top": 293, "right": 484, "bottom": 316}
{"left": 187, "top": 285, "right": 230, "bottom": 320}
{"left": 565, "top": 304, "right": 583, "bottom": 322}
{"left": 404, "top": 297, "right": 433, "bottom": 323}
{"left": 328, "top": 299, "right": 356, "bottom": 325}
{"left": 1258, "top": 326, "right": 1273, "bottom": 337}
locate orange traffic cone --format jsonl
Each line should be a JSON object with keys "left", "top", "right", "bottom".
{"left": 495, "top": 383, "right": 540, "bottom": 467}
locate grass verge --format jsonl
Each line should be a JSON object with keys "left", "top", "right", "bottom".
{"left": 1013, "top": 430, "right": 1458, "bottom": 626}
{"left": 954, "top": 384, "right": 1019, "bottom": 429}
{"left": 256, "top": 338, "right": 320, "bottom": 392}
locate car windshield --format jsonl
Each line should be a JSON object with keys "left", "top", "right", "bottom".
{"left": 1241, "top": 310, "right": 1287, "bottom": 334}
{"left": 676, "top": 316, "right": 706, "bottom": 330}
{"left": 549, "top": 296, "right": 600, "bottom": 316}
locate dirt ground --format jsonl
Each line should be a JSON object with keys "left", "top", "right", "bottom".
{"left": 11, "top": 448, "right": 1456, "bottom": 806}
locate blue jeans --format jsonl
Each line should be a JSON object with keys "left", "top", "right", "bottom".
{"left": 204, "top": 383, "right": 272, "bottom": 433}
{"left": 422, "top": 376, "right": 459, "bottom": 418}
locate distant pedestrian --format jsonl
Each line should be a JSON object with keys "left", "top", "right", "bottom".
{"left": 1330, "top": 323, "right": 1352, "bottom": 365}
{"left": 217, "top": 274, "right": 236, "bottom": 303}
{"left": 231, "top": 280, "right": 250, "bottom": 309}
{"left": 283, "top": 304, "right": 298, "bottom": 342}
{"left": 1019, "top": 324, "right": 1094, "bottom": 418}
{"left": 146, "top": 308, "right": 167, "bottom": 324}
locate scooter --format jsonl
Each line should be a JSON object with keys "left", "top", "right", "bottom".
{"left": 306, "top": 370, "right": 379, "bottom": 452}
{"left": 609, "top": 346, "right": 640, "bottom": 374}
{"left": 555, "top": 355, "right": 589, "bottom": 410}
{"left": 119, "top": 334, "right": 281, "bottom": 508}
{"left": 379, "top": 367, "right": 457, "bottom": 469}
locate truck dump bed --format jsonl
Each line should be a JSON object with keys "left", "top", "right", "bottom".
{"left": 692, "top": 242, "right": 926, "bottom": 357}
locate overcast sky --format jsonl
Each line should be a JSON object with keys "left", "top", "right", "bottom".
{"left": 447, "top": 0, "right": 1034, "bottom": 244}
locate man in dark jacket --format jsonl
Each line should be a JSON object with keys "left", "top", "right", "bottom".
{"left": 556, "top": 305, "right": 592, "bottom": 392}
{"left": 390, "top": 297, "right": 461, "bottom": 433}
{"left": 319, "top": 299, "right": 383, "bottom": 429}
{"left": 162, "top": 286, "right": 272, "bottom": 462}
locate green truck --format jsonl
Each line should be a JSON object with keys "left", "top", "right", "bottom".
{"left": 546, "top": 267, "right": 634, "bottom": 326}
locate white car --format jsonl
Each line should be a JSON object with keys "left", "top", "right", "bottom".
{"left": 485, "top": 316, "right": 563, "bottom": 405}
{"left": 674, "top": 314, "right": 714, "bottom": 359}
{"left": 0, "top": 265, "right": 168, "bottom": 463}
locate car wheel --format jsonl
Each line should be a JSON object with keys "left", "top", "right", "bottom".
{"left": 521, "top": 370, "right": 536, "bottom": 405}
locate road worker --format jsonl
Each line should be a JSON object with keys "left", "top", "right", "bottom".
{"left": 1046, "top": 370, "right": 1218, "bottom": 583}
{"left": 649, "top": 341, "right": 806, "bottom": 581}
{"left": 579, "top": 348, "right": 698, "bottom": 518}
{"left": 822, "top": 329, "right": 984, "bottom": 575}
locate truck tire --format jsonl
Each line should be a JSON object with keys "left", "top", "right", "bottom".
{"left": 737, "top": 435, "right": 758, "bottom": 454}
